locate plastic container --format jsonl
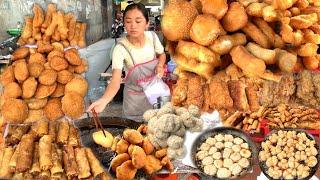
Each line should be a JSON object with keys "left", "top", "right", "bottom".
{"left": 167, "top": 58, "right": 176, "bottom": 73}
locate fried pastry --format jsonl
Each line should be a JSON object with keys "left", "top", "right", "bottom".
{"left": 200, "top": 0, "right": 228, "bottom": 19}
{"left": 246, "top": 42, "right": 276, "bottom": 65}
{"left": 61, "top": 92, "right": 84, "bottom": 119}
{"left": 42, "top": 3, "right": 57, "bottom": 29}
{"left": 143, "top": 155, "right": 163, "bottom": 174}
{"left": 57, "top": 70, "right": 74, "bottom": 84}
{"left": 43, "top": 98, "right": 64, "bottom": 121}
{"left": 74, "top": 59, "right": 88, "bottom": 74}
{"left": 22, "top": 77, "right": 38, "bottom": 99}
{"left": 51, "top": 42, "right": 64, "bottom": 52}
{"left": 47, "top": 50, "right": 64, "bottom": 62}
{"left": 38, "top": 69, "right": 57, "bottom": 85}
{"left": 70, "top": 23, "right": 81, "bottom": 46}
{"left": 25, "top": 98, "right": 48, "bottom": 110}
{"left": 116, "top": 160, "right": 137, "bottom": 180}
{"left": 116, "top": 139, "right": 129, "bottom": 154}
{"left": 13, "top": 59, "right": 29, "bottom": 82}
{"left": 209, "top": 79, "right": 233, "bottom": 110}
{"left": 0, "top": 66, "right": 15, "bottom": 86}
{"left": 24, "top": 109, "right": 46, "bottom": 123}
{"left": 34, "top": 83, "right": 57, "bottom": 99}
{"left": 50, "top": 56, "right": 68, "bottom": 71}
{"left": 28, "top": 62, "right": 44, "bottom": 78}
{"left": 3, "top": 82, "right": 22, "bottom": 99}
{"left": 12, "top": 47, "right": 29, "bottom": 61}
{"left": 37, "top": 41, "right": 54, "bottom": 53}
{"left": 131, "top": 146, "right": 147, "bottom": 169}
{"left": 110, "top": 153, "right": 130, "bottom": 172}
{"left": 92, "top": 130, "right": 114, "bottom": 148}
{"left": 64, "top": 75, "right": 88, "bottom": 97}
{"left": 51, "top": 83, "right": 64, "bottom": 97}
{"left": 28, "top": 52, "right": 46, "bottom": 65}
{"left": 241, "top": 21, "right": 272, "bottom": 48}
{"left": 78, "top": 23, "right": 87, "bottom": 48}
{"left": 123, "top": 129, "right": 143, "bottom": 145}
{"left": 21, "top": 16, "right": 33, "bottom": 40}
{"left": 228, "top": 80, "right": 250, "bottom": 111}
{"left": 1, "top": 98, "right": 28, "bottom": 123}
{"left": 222, "top": 2, "right": 248, "bottom": 32}
{"left": 67, "top": 15, "right": 76, "bottom": 41}
{"left": 209, "top": 33, "right": 247, "bottom": 55}
{"left": 142, "top": 137, "right": 155, "bottom": 155}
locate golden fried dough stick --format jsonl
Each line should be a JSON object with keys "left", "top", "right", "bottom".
{"left": 78, "top": 23, "right": 87, "bottom": 48}
{"left": 42, "top": 3, "right": 57, "bottom": 29}
{"left": 21, "top": 16, "right": 33, "bottom": 41}
{"left": 241, "top": 21, "right": 272, "bottom": 48}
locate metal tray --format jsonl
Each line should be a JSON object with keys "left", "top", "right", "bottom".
{"left": 191, "top": 127, "right": 257, "bottom": 180}
{"left": 74, "top": 116, "right": 148, "bottom": 179}
{"left": 258, "top": 128, "right": 320, "bottom": 180}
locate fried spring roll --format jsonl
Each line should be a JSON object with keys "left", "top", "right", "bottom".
{"left": 75, "top": 148, "right": 91, "bottom": 179}
{"left": 30, "top": 142, "right": 40, "bottom": 175}
{"left": 11, "top": 125, "right": 30, "bottom": 143}
{"left": 85, "top": 148, "right": 105, "bottom": 177}
{"left": 9, "top": 143, "right": 20, "bottom": 172}
{"left": 16, "top": 134, "right": 34, "bottom": 172}
{"left": 49, "top": 121, "right": 57, "bottom": 143}
{"left": 0, "top": 147, "right": 14, "bottom": 178}
{"left": 39, "top": 135, "right": 53, "bottom": 170}
{"left": 68, "top": 125, "right": 79, "bottom": 147}
{"left": 50, "top": 144, "right": 63, "bottom": 176}
{"left": 37, "top": 120, "right": 49, "bottom": 137}
{"left": 39, "top": 170, "right": 50, "bottom": 179}
{"left": 57, "top": 120, "right": 70, "bottom": 145}
{"left": 63, "top": 145, "right": 78, "bottom": 177}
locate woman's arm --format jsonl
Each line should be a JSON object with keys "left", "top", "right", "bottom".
{"left": 156, "top": 53, "right": 166, "bottom": 77}
{"left": 87, "top": 69, "right": 122, "bottom": 113}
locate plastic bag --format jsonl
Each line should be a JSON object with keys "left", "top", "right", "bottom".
{"left": 139, "top": 75, "right": 171, "bottom": 105}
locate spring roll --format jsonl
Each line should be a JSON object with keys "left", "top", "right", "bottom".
{"left": 68, "top": 125, "right": 80, "bottom": 147}
{"left": 39, "top": 170, "right": 50, "bottom": 179}
{"left": 50, "top": 144, "right": 63, "bottom": 177}
{"left": 39, "top": 135, "right": 53, "bottom": 170}
{"left": 6, "top": 125, "right": 29, "bottom": 145}
{"left": 57, "top": 120, "right": 70, "bottom": 145}
{"left": 37, "top": 120, "right": 49, "bottom": 137}
{"left": 9, "top": 143, "right": 20, "bottom": 172}
{"left": 0, "top": 147, "right": 14, "bottom": 178}
{"left": 85, "top": 148, "right": 104, "bottom": 177}
{"left": 49, "top": 121, "right": 57, "bottom": 142}
{"left": 30, "top": 142, "right": 40, "bottom": 175}
{"left": 75, "top": 148, "right": 91, "bottom": 179}
{"left": 63, "top": 145, "right": 78, "bottom": 177}
{"left": 16, "top": 134, "right": 34, "bottom": 172}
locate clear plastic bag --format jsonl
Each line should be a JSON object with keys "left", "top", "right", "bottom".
{"left": 139, "top": 76, "right": 171, "bottom": 105}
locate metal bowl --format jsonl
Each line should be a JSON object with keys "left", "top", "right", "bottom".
{"left": 258, "top": 128, "right": 320, "bottom": 180}
{"left": 191, "top": 127, "right": 257, "bottom": 179}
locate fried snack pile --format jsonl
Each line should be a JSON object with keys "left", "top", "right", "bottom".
{"left": 144, "top": 103, "right": 203, "bottom": 159}
{"left": 0, "top": 120, "right": 111, "bottom": 180}
{"left": 196, "top": 134, "right": 252, "bottom": 178}
{"left": 109, "top": 125, "right": 174, "bottom": 180}
{"left": 18, "top": 3, "right": 86, "bottom": 48}
{"left": 0, "top": 45, "right": 88, "bottom": 122}
{"left": 259, "top": 130, "right": 318, "bottom": 179}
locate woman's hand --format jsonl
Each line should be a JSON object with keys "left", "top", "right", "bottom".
{"left": 156, "top": 64, "right": 165, "bottom": 78}
{"left": 87, "top": 98, "right": 108, "bottom": 113}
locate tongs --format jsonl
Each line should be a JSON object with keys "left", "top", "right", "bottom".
{"left": 89, "top": 100, "right": 107, "bottom": 138}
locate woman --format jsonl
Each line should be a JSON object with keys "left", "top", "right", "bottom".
{"left": 87, "top": 3, "right": 166, "bottom": 120}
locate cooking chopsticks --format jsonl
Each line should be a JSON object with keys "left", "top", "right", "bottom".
{"left": 89, "top": 100, "right": 107, "bottom": 138}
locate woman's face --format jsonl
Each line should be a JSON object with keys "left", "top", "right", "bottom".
{"left": 124, "top": 8, "right": 149, "bottom": 38}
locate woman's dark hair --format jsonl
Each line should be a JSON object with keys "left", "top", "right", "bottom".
{"left": 123, "top": 3, "right": 149, "bottom": 22}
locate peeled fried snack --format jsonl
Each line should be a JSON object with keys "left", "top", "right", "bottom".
{"left": 21, "top": 16, "right": 33, "bottom": 41}
{"left": 209, "top": 33, "right": 247, "bottom": 55}
{"left": 11, "top": 47, "right": 29, "bottom": 61}
{"left": 28, "top": 62, "right": 44, "bottom": 78}
{"left": 51, "top": 83, "right": 65, "bottom": 97}
{"left": 25, "top": 98, "right": 47, "bottom": 110}
{"left": 29, "top": 52, "right": 46, "bottom": 65}
{"left": 75, "top": 148, "right": 91, "bottom": 179}
{"left": 200, "top": 0, "right": 228, "bottom": 19}
{"left": 246, "top": 42, "right": 276, "bottom": 65}
{"left": 176, "top": 40, "right": 220, "bottom": 66}
{"left": 161, "top": 0, "right": 198, "bottom": 41}
{"left": 32, "top": 4, "right": 44, "bottom": 40}
{"left": 0, "top": 66, "right": 15, "bottom": 86}
{"left": 241, "top": 21, "right": 272, "bottom": 48}
{"left": 64, "top": 75, "right": 88, "bottom": 97}
{"left": 85, "top": 148, "right": 105, "bottom": 177}
{"left": 39, "top": 135, "right": 53, "bottom": 171}
{"left": 222, "top": 2, "right": 248, "bottom": 32}
{"left": 123, "top": 129, "right": 143, "bottom": 145}
{"left": 93, "top": 130, "right": 114, "bottom": 148}
{"left": 57, "top": 70, "right": 74, "bottom": 84}
{"left": 22, "top": 77, "right": 38, "bottom": 98}
{"left": 143, "top": 155, "right": 163, "bottom": 174}
{"left": 78, "top": 23, "right": 87, "bottom": 48}
{"left": 64, "top": 48, "right": 82, "bottom": 65}
{"left": 3, "top": 82, "right": 22, "bottom": 98}
{"left": 131, "top": 146, "right": 147, "bottom": 169}
{"left": 43, "top": 98, "right": 64, "bottom": 121}
{"left": 13, "top": 60, "right": 29, "bottom": 82}
{"left": 61, "top": 92, "right": 84, "bottom": 119}
{"left": 16, "top": 134, "right": 34, "bottom": 172}
{"left": 230, "top": 46, "right": 266, "bottom": 76}
{"left": 111, "top": 153, "right": 130, "bottom": 172}
{"left": 2, "top": 98, "right": 28, "bottom": 123}
{"left": 190, "top": 14, "right": 225, "bottom": 46}
{"left": 174, "top": 53, "right": 215, "bottom": 79}
{"left": 34, "top": 83, "right": 57, "bottom": 99}
{"left": 50, "top": 56, "right": 68, "bottom": 71}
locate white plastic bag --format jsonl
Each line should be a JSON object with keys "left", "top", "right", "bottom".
{"left": 139, "top": 76, "right": 171, "bottom": 105}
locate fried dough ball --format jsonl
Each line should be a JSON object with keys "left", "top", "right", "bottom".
{"left": 57, "top": 70, "right": 73, "bottom": 84}
{"left": 111, "top": 153, "right": 130, "bottom": 172}
{"left": 143, "top": 155, "right": 162, "bottom": 174}
{"left": 74, "top": 59, "right": 88, "bottom": 74}
{"left": 202, "top": 156, "right": 214, "bottom": 165}
{"left": 65, "top": 48, "right": 82, "bottom": 65}
{"left": 13, "top": 60, "right": 29, "bottom": 82}
{"left": 204, "top": 164, "right": 217, "bottom": 176}
{"left": 0, "top": 66, "right": 15, "bottom": 86}
{"left": 240, "top": 149, "right": 251, "bottom": 158}
{"left": 217, "top": 168, "right": 231, "bottom": 179}
{"left": 4, "top": 82, "right": 22, "bottom": 98}
{"left": 131, "top": 146, "right": 147, "bottom": 169}
{"left": 143, "top": 109, "right": 158, "bottom": 122}
{"left": 167, "top": 135, "right": 184, "bottom": 149}
{"left": 123, "top": 129, "right": 143, "bottom": 145}
{"left": 224, "top": 134, "right": 234, "bottom": 142}
{"left": 12, "top": 47, "right": 29, "bottom": 60}
{"left": 190, "top": 14, "right": 225, "bottom": 46}
{"left": 208, "top": 146, "right": 218, "bottom": 155}
{"left": 22, "top": 77, "right": 38, "bottom": 98}
{"left": 61, "top": 92, "right": 84, "bottom": 119}
{"left": 43, "top": 98, "right": 64, "bottom": 121}
{"left": 128, "top": 144, "right": 134, "bottom": 156}
{"left": 205, "top": 137, "right": 216, "bottom": 146}
{"left": 223, "top": 158, "right": 233, "bottom": 168}
{"left": 222, "top": 148, "right": 233, "bottom": 158}
{"left": 28, "top": 62, "right": 44, "bottom": 78}
{"left": 215, "top": 141, "right": 224, "bottom": 149}
{"left": 197, "top": 150, "right": 208, "bottom": 160}
{"left": 231, "top": 163, "right": 242, "bottom": 176}
{"left": 214, "top": 134, "right": 224, "bottom": 142}
{"left": 233, "top": 137, "right": 244, "bottom": 145}
{"left": 116, "top": 160, "right": 137, "bottom": 180}
{"left": 28, "top": 53, "right": 46, "bottom": 64}
{"left": 142, "top": 137, "right": 154, "bottom": 155}
{"left": 155, "top": 131, "right": 170, "bottom": 139}
{"left": 214, "top": 159, "right": 223, "bottom": 168}
{"left": 39, "top": 69, "right": 57, "bottom": 85}
{"left": 50, "top": 56, "right": 68, "bottom": 71}
{"left": 212, "top": 152, "right": 222, "bottom": 160}
{"left": 25, "top": 98, "right": 48, "bottom": 110}
{"left": 222, "top": 2, "right": 248, "bottom": 32}
{"left": 34, "top": 83, "right": 57, "bottom": 99}
{"left": 116, "top": 139, "right": 129, "bottom": 154}
{"left": 307, "top": 156, "right": 317, "bottom": 167}
{"left": 200, "top": 0, "right": 228, "bottom": 20}
{"left": 51, "top": 83, "right": 64, "bottom": 97}
{"left": 230, "top": 152, "right": 241, "bottom": 162}
{"left": 65, "top": 75, "right": 88, "bottom": 97}
{"left": 199, "top": 143, "right": 210, "bottom": 151}
{"left": 224, "top": 141, "right": 233, "bottom": 148}
{"left": 1, "top": 98, "right": 28, "bottom": 123}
